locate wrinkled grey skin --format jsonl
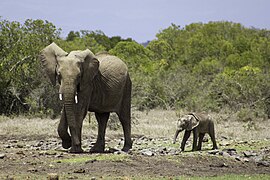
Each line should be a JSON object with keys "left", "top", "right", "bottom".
{"left": 39, "top": 43, "right": 132, "bottom": 153}
{"left": 173, "top": 113, "right": 218, "bottom": 151}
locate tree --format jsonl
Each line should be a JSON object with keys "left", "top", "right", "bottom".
{"left": 0, "top": 18, "right": 60, "bottom": 115}
{"left": 66, "top": 31, "right": 80, "bottom": 41}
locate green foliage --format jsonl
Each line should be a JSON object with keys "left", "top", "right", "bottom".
{"left": 0, "top": 18, "right": 60, "bottom": 115}
{"left": 1, "top": 18, "right": 270, "bottom": 119}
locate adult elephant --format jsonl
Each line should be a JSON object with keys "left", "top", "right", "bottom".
{"left": 39, "top": 42, "right": 132, "bottom": 153}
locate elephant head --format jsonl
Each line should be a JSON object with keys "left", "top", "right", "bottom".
{"left": 173, "top": 113, "right": 200, "bottom": 144}
{"left": 177, "top": 114, "right": 200, "bottom": 131}
{"left": 39, "top": 42, "right": 99, "bottom": 104}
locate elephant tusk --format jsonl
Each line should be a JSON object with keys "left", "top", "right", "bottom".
{"left": 59, "top": 93, "right": 63, "bottom": 101}
{"left": 75, "top": 93, "right": 78, "bottom": 104}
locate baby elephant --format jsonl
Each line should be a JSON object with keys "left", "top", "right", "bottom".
{"left": 173, "top": 113, "right": 218, "bottom": 151}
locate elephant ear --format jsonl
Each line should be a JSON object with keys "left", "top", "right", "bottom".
{"left": 39, "top": 42, "right": 67, "bottom": 86}
{"left": 77, "top": 49, "right": 99, "bottom": 91}
{"left": 186, "top": 114, "right": 200, "bottom": 131}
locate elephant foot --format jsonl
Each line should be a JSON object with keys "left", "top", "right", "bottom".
{"left": 90, "top": 144, "right": 105, "bottom": 153}
{"left": 62, "top": 139, "right": 72, "bottom": 149}
{"left": 121, "top": 140, "right": 133, "bottom": 152}
{"left": 69, "top": 145, "right": 83, "bottom": 153}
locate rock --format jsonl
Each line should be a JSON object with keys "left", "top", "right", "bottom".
{"left": 219, "top": 141, "right": 231, "bottom": 146}
{"left": 243, "top": 151, "right": 257, "bottom": 157}
{"left": 0, "top": 154, "right": 6, "bottom": 159}
{"left": 17, "top": 143, "right": 24, "bottom": 148}
{"left": 47, "top": 173, "right": 59, "bottom": 180}
{"left": 45, "top": 151, "right": 57, "bottom": 156}
{"left": 220, "top": 136, "right": 228, "bottom": 140}
{"left": 74, "top": 168, "right": 86, "bottom": 173}
{"left": 114, "top": 150, "right": 127, "bottom": 155}
{"left": 223, "top": 148, "right": 237, "bottom": 156}
{"left": 235, "top": 156, "right": 242, "bottom": 161}
{"left": 257, "top": 161, "right": 270, "bottom": 167}
{"left": 210, "top": 162, "right": 229, "bottom": 168}
{"left": 141, "top": 149, "right": 154, "bottom": 156}
{"left": 107, "top": 147, "right": 121, "bottom": 153}
{"left": 238, "top": 140, "right": 248, "bottom": 144}
{"left": 16, "top": 151, "right": 25, "bottom": 155}
{"left": 4, "top": 144, "right": 11, "bottom": 148}
{"left": 35, "top": 141, "right": 44, "bottom": 147}
{"left": 253, "top": 155, "right": 264, "bottom": 162}
{"left": 55, "top": 154, "right": 64, "bottom": 158}
{"left": 9, "top": 140, "right": 18, "bottom": 143}
{"left": 208, "top": 149, "right": 219, "bottom": 155}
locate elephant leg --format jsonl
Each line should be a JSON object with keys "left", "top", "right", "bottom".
{"left": 76, "top": 109, "right": 88, "bottom": 147}
{"left": 209, "top": 123, "right": 218, "bottom": 150}
{"left": 57, "top": 108, "right": 71, "bottom": 149}
{"left": 116, "top": 79, "right": 132, "bottom": 152}
{"left": 90, "top": 112, "right": 110, "bottom": 153}
{"left": 197, "top": 133, "right": 205, "bottom": 151}
{"left": 118, "top": 110, "right": 132, "bottom": 152}
{"left": 192, "top": 128, "right": 198, "bottom": 151}
{"left": 181, "top": 130, "right": 191, "bottom": 151}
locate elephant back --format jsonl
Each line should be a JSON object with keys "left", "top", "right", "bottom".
{"left": 96, "top": 54, "right": 128, "bottom": 90}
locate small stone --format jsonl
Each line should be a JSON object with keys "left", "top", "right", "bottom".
{"left": 219, "top": 141, "right": 231, "bottom": 146}
{"left": 17, "top": 143, "right": 24, "bottom": 148}
{"left": 141, "top": 149, "right": 154, "bottom": 156}
{"left": 4, "top": 144, "right": 11, "bottom": 148}
{"left": 208, "top": 149, "right": 219, "bottom": 155}
{"left": 0, "top": 154, "right": 6, "bottom": 159}
{"left": 223, "top": 148, "right": 237, "bottom": 156}
{"left": 257, "top": 161, "right": 270, "bottom": 167}
{"left": 45, "top": 151, "right": 57, "bottom": 156}
{"left": 16, "top": 151, "right": 25, "bottom": 155}
{"left": 47, "top": 173, "right": 59, "bottom": 180}
{"left": 74, "top": 168, "right": 86, "bottom": 173}
{"left": 210, "top": 162, "right": 228, "bottom": 168}
{"left": 235, "top": 156, "right": 241, "bottom": 161}
{"left": 243, "top": 151, "right": 257, "bottom": 157}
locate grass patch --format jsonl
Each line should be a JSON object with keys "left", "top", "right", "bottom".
{"left": 228, "top": 139, "right": 270, "bottom": 152}
{"left": 57, "top": 154, "right": 130, "bottom": 164}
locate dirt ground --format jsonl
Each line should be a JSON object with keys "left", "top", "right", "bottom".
{"left": 0, "top": 110, "right": 269, "bottom": 179}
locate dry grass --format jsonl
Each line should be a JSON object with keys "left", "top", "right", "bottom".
{"left": 0, "top": 110, "right": 269, "bottom": 142}
{"left": 0, "top": 116, "right": 58, "bottom": 138}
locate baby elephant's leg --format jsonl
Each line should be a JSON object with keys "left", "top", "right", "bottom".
{"left": 209, "top": 122, "right": 218, "bottom": 150}
{"left": 181, "top": 130, "right": 191, "bottom": 151}
{"left": 197, "top": 133, "right": 205, "bottom": 150}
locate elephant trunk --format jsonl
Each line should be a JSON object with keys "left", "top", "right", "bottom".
{"left": 173, "top": 129, "right": 181, "bottom": 144}
{"left": 62, "top": 91, "right": 80, "bottom": 147}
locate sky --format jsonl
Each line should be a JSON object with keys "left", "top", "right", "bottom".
{"left": 0, "top": 0, "right": 270, "bottom": 42}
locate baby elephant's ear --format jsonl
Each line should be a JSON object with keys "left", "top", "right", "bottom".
{"left": 186, "top": 115, "right": 199, "bottom": 131}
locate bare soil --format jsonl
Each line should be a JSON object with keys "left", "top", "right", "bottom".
{"left": 0, "top": 110, "right": 269, "bottom": 179}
